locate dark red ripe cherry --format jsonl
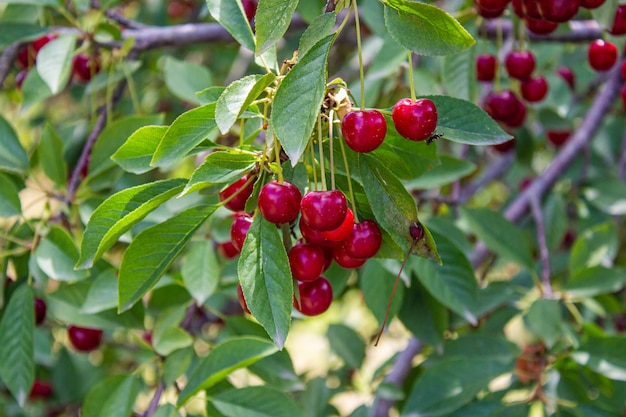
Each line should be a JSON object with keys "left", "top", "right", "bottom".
{"left": 32, "top": 34, "right": 57, "bottom": 53}
{"left": 294, "top": 277, "right": 333, "bottom": 316}
{"left": 322, "top": 208, "right": 354, "bottom": 242}
{"left": 505, "top": 51, "right": 536, "bottom": 80}
{"left": 525, "top": 17, "right": 559, "bottom": 35}
{"left": 341, "top": 110, "right": 387, "bottom": 153}
{"left": 219, "top": 175, "right": 253, "bottom": 212}
{"left": 15, "top": 70, "right": 27, "bottom": 90}
{"left": 557, "top": 66, "right": 575, "bottom": 89}
{"left": 299, "top": 216, "right": 332, "bottom": 246}
{"left": 581, "top": 0, "right": 605, "bottom": 8}
{"left": 484, "top": 90, "right": 521, "bottom": 122}
{"left": 67, "top": 325, "right": 103, "bottom": 352}
{"left": 588, "top": 39, "right": 617, "bottom": 71}
{"left": 242, "top": 0, "right": 257, "bottom": 21}
{"left": 258, "top": 180, "right": 301, "bottom": 224}
{"left": 538, "top": 0, "right": 580, "bottom": 22}
{"left": 300, "top": 190, "right": 348, "bottom": 232}
{"left": 547, "top": 130, "right": 570, "bottom": 147}
{"left": 512, "top": 0, "right": 524, "bottom": 16}
{"left": 409, "top": 222, "right": 424, "bottom": 240}
{"left": 289, "top": 243, "right": 326, "bottom": 282}
{"left": 34, "top": 297, "right": 46, "bottom": 326}
{"left": 609, "top": 5, "right": 626, "bottom": 35}
{"left": 237, "top": 284, "right": 250, "bottom": 314}
{"left": 218, "top": 240, "right": 239, "bottom": 259}
{"left": 391, "top": 98, "right": 438, "bottom": 142}
{"left": 343, "top": 220, "right": 382, "bottom": 260}
{"left": 621, "top": 61, "right": 626, "bottom": 80}
{"left": 503, "top": 100, "right": 527, "bottom": 128}
{"left": 29, "top": 380, "right": 53, "bottom": 400}
{"left": 521, "top": 76, "right": 549, "bottom": 102}
{"left": 72, "top": 54, "right": 101, "bottom": 83}
{"left": 491, "top": 138, "right": 516, "bottom": 153}
{"left": 521, "top": 0, "right": 543, "bottom": 18}
{"left": 230, "top": 212, "right": 253, "bottom": 251}
{"left": 476, "top": 54, "right": 497, "bottom": 82}
{"left": 474, "top": 0, "right": 507, "bottom": 17}
{"left": 332, "top": 244, "right": 366, "bottom": 269}
{"left": 16, "top": 46, "right": 32, "bottom": 69}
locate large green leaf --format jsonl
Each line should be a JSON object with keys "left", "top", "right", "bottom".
{"left": 38, "top": 123, "right": 68, "bottom": 186}
{"left": 216, "top": 73, "right": 275, "bottom": 134}
{"left": 255, "top": 0, "right": 299, "bottom": 55}
{"left": 118, "top": 205, "right": 216, "bottom": 312}
{"left": 152, "top": 306, "right": 194, "bottom": 356}
{"left": 151, "top": 103, "right": 218, "bottom": 167}
{"left": 77, "top": 178, "right": 187, "bottom": 269}
{"left": 359, "top": 259, "right": 405, "bottom": 326}
{"left": 35, "top": 34, "right": 76, "bottom": 94}
{"left": 572, "top": 336, "right": 626, "bottom": 381}
{"left": 460, "top": 207, "right": 534, "bottom": 268}
{"left": 0, "top": 23, "right": 47, "bottom": 48}
{"left": 383, "top": 0, "right": 475, "bottom": 56}
{"left": 178, "top": 336, "right": 278, "bottom": 405}
{"left": 163, "top": 57, "right": 212, "bottom": 105}
{"left": 21, "top": 66, "right": 53, "bottom": 109}
{"left": 0, "top": 114, "right": 29, "bottom": 175}
{"left": 523, "top": 299, "right": 563, "bottom": 349}
{"left": 442, "top": 47, "right": 477, "bottom": 102}
{"left": 210, "top": 386, "right": 306, "bottom": 417}
{"left": 583, "top": 178, "right": 626, "bottom": 215}
{"left": 298, "top": 13, "right": 336, "bottom": 57}
{"left": 238, "top": 215, "right": 292, "bottom": 349}
{"left": 399, "top": 277, "right": 447, "bottom": 350}
{"left": 81, "top": 269, "right": 119, "bottom": 314}
{"left": 35, "top": 226, "right": 90, "bottom": 281}
{"left": 406, "top": 155, "right": 475, "bottom": 190}
{"left": 182, "top": 151, "right": 257, "bottom": 196}
{"left": 271, "top": 35, "right": 334, "bottom": 165}
{"left": 82, "top": 375, "right": 142, "bottom": 417}
{"left": 181, "top": 240, "right": 221, "bottom": 305}
{"left": 206, "top": 0, "right": 256, "bottom": 51}
{"left": 569, "top": 222, "right": 619, "bottom": 275}
{"left": 565, "top": 266, "right": 626, "bottom": 298}
{"left": 0, "top": 284, "right": 34, "bottom": 407}
{"left": 0, "top": 173, "right": 22, "bottom": 217}
{"left": 111, "top": 126, "right": 167, "bottom": 174}
{"left": 327, "top": 324, "right": 366, "bottom": 370}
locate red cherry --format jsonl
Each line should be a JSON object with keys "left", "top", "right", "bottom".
{"left": 581, "top": 0, "right": 605, "bottom": 8}
{"left": 15, "top": 70, "right": 28, "bottom": 90}
{"left": 218, "top": 240, "right": 239, "bottom": 259}
{"left": 609, "top": 5, "right": 626, "bottom": 35}
{"left": 538, "top": 0, "right": 581, "bottom": 22}
{"left": 621, "top": 61, "right": 626, "bottom": 80}
{"left": 34, "top": 297, "right": 46, "bottom": 326}
{"left": 588, "top": 39, "right": 617, "bottom": 71}
{"left": 67, "top": 325, "right": 103, "bottom": 352}
{"left": 322, "top": 208, "right": 355, "bottom": 242}
{"left": 557, "top": 66, "right": 575, "bottom": 89}
{"left": 621, "top": 85, "right": 626, "bottom": 109}
{"left": 230, "top": 212, "right": 253, "bottom": 251}
{"left": 502, "top": 100, "right": 527, "bottom": 128}
{"left": 546, "top": 129, "right": 570, "bottom": 147}
{"left": 219, "top": 175, "right": 253, "bottom": 212}
{"left": 294, "top": 277, "right": 333, "bottom": 316}
{"left": 167, "top": 1, "right": 191, "bottom": 19}
{"left": 525, "top": 17, "right": 559, "bottom": 35}
{"left": 341, "top": 110, "right": 387, "bottom": 153}
{"left": 332, "top": 243, "right": 366, "bottom": 269}
{"left": 289, "top": 243, "right": 326, "bottom": 282}
{"left": 521, "top": 0, "right": 543, "bottom": 18}
{"left": 491, "top": 138, "right": 516, "bottom": 153}
{"left": 484, "top": 89, "right": 522, "bottom": 122}
{"left": 512, "top": 0, "right": 525, "bottom": 16}
{"left": 476, "top": 54, "right": 497, "bottom": 82}
{"left": 299, "top": 216, "right": 333, "bottom": 246}
{"left": 321, "top": 246, "right": 333, "bottom": 271}
{"left": 32, "top": 34, "right": 57, "bottom": 53}
{"left": 343, "top": 220, "right": 382, "bottom": 260}
{"left": 505, "top": 51, "right": 536, "bottom": 80}
{"left": 16, "top": 46, "right": 34, "bottom": 69}
{"left": 474, "top": 0, "right": 507, "bottom": 17}
{"left": 242, "top": 0, "right": 257, "bottom": 21}
{"left": 518, "top": 177, "right": 533, "bottom": 191}
{"left": 391, "top": 98, "right": 438, "bottom": 142}
{"left": 258, "top": 180, "right": 301, "bottom": 224}
{"left": 475, "top": 0, "right": 511, "bottom": 9}
{"left": 521, "top": 76, "right": 549, "bottom": 102}
{"left": 409, "top": 222, "right": 424, "bottom": 240}
{"left": 29, "top": 380, "right": 53, "bottom": 400}
{"left": 72, "top": 54, "right": 101, "bottom": 83}
{"left": 237, "top": 283, "right": 250, "bottom": 314}
{"left": 300, "top": 190, "right": 348, "bottom": 232}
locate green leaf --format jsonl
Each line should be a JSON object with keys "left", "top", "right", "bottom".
{"left": 583, "top": 178, "right": 626, "bottom": 215}
{"left": 298, "top": 13, "right": 336, "bottom": 57}
{"left": 406, "top": 155, "right": 476, "bottom": 190}
{"left": 0, "top": 284, "right": 34, "bottom": 407}
{"left": 327, "top": 324, "right": 366, "bottom": 369}
{"left": 118, "top": 205, "right": 216, "bottom": 312}
{"left": 255, "top": 0, "right": 299, "bottom": 55}
{"left": 216, "top": 73, "right": 275, "bottom": 134}
{"left": 383, "top": 0, "right": 475, "bottom": 56}
{"left": 523, "top": 299, "right": 563, "bottom": 349}
{"left": 20, "top": 66, "right": 53, "bottom": 108}
{"left": 206, "top": 0, "right": 256, "bottom": 51}
{"left": 82, "top": 375, "right": 142, "bottom": 417}
{"left": 572, "top": 336, "right": 626, "bottom": 381}
{"left": 460, "top": 207, "right": 534, "bottom": 268}
{"left": 238, "top": 215, "right": 292, "bottom": 349}
{"left": 163, "top": 347, "right": 194, "bottom": 387}
{"left": 181, "top": 240, "right": 221, "bottom": 305}
{"left": 409, "top": 232, "right": 479, "bottom": 325}
{"left": 271, "top": 35, "right": 334, "bottom": 165}
{"left": 182, "top": 151, "right": 257, "bottom": 196}
{"left": 81, "top": 269, "right": 119, "bottom": 314}
{"left": 0, "top": 114, "right": 29, "bottom": 175}
{"left": 210, "top": 386, "right": 306, "bottom": 417}
{"left": 111, "top": 126, "right": 167, "bottom": 174}
{"left": 178, "top": 336, "right": 278, "bottom": 405}
{"left": 399, "top": 277, "right": 447, "bottom": 350}
{"left": 163, "top": 57, "right": 212, "bottom": 105}
{"left": 153, "top": 306, "right": 194, "bottom": 356}
{"left": 359, "top": 154, "right": 438, "bottom": 261}
{"left": 77, "top": 178, "right": 187, "bottom": 269}
{"left": 151, "top": 103, "right": 218, "bottom": 167}
{"left": 442, "top": 46, "right": 476, "bottom": 101}
{"left": 565, "top": 266, "right": 626, "bottom": 298}
{"left": 0, "top": 23, "right": 47, "bottom": 48}
{"left": 569, "top": 222, "right": 618, "bottom": 275}
{"left": 427, "top": 95, "right": 512, "bottom": 145}
{"left": 0, "top": 173, "right": 22, "bottom": 217}
{"left": 359, "top": 259, "right": 405, "bottom": 325}
{"left": 35, "top": 226, "right": 90, "bottom": 281}
{"left": 38, "top": 123, "right": 68, "bottom": 186}
{"left": 35, "top": 34, "right": 76, "bottom": 94}
{"left": 248, "top": 350, "right": 303, "bottom": 391}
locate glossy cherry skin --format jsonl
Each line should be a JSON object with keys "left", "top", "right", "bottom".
{"left": 219, "top": 175, "right": 253, "bottom": 212}
{"left": 72, "top": 54, "right": 101, "bottom": 83}
{"left": 332, "top": 243, "right": 366, "bottom": 268}
{"left": 521, "top": 76, "right": 549, "bottom": 102}
{"left": 588, "top": 39, "right": 617, "bottom": 71}
{"left": 217, "top": 240, "right": 239, "bottom": 259}
{"left": 258, "top": 180, "right": 302, "bottom": 224}
{"left": 299, "top": 216, "right": 332, "bottom": 246}
{"left": 237, "top": 283, "right": 251, "bottom": 314}
{"left": 546, "top": 130, "right": 570, "bottom": 147}
{"left": 230, "top": 212, "right": 253, "bottom": 251}
{"left": 474, "top": 0, "right": 507, "bottom": 17}
{"left": 67, "top": 325, "right": 103, "bottom": 352}
{"left": 300, "top": 190, "right": 348, "bottom": 232}
{"left": 581, "top": 0, "right": 605, "bottom": 8}
{"left": 525, "top": 17, "right": 559, "bottom": 35}
{"left": 476, "top": 54, "right": 497, "bottom": 82}
{"left": 322, "top": 208, "right": 354, "bottom": 242}
{"left": 409, "top": 222, "right": 424, "bottom": 240}
{"left": 503, "top": 100, "right": 527, "bottom": 128}
{"left": 242, "top": 0, "right": 257, "bottom": 21}
{"left": 484, "top": 90, "right": 521, "bottom": 122}
{"left": 505, "top": 51, "right": 536, "bottom": 80}
{"left": 521, "top": 0, "right": 543, "bottom": 18}
{"left": 609, "top": 5, "right": 626, "bottom": 35}
{"left": 294, "top": 277, "right": 333, "bottom": 316}
{"left": 16, "top": 46, "right": 32, "bottom": 69}
{"left": 32, "top": 34, "right": 57, "bottom": 53}
{"left": 29, "top": 380, "right": 53, "bottom": 400}
{"left": 557, "top": 66, "right": 575, "bottom": 89}
{"left": 538, "top": 0, "right": 581, "bottom": 22}
{"left": 289, "top": 243, "right": 326, "bottom": 282}
{"left": 391, "top": 98, "right": 438, "bottom": 142}
{"left": 341, "top": 110, "right": 387, "bottom": 153}
{"left": 491, "top": 138, "right": 516, "bottom": 153}
{"left": 343, "top": 220, "right": 382, "bottom": 260}
{"left": 34, "top": 297, "right": 47, "bottom": 326}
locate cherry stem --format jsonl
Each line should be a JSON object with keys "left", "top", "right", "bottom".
{"left": 408, "top": 51, "right": 416, "bottom": 102}
{"left": 374, "top": 238, "right": 417, "bottom": 346}
{"left": 273, "top": 133, "right": 284, "bottom": 183}
{"left": 328, "top": 110, "right": 336, "bottom": 190}
{"left": 337, "top": 133, "right": 358, "bottom": 220}
{"left": 317, "top": 117, "right": 327, "bottom": 191}
{"left": 352, "top": 0, "right": 365, "bottom": 110}
{"left": 217, "top": 174, "right": 256, "bottom": 208}
{"left": 309, "top": 142, "right": 318, "bottom": 191}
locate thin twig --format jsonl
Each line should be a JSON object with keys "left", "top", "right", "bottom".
{"left": 143, "top": 380, "right": 165, "bottom": 417}
{"left": 91, "top": 0, "right": 146, "bottom": 29}
{"left": 529, "top": 195, "right": 552, "bottom": 298}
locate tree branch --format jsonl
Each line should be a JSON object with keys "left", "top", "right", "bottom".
{"left": 371, "top": 338, "right": 424, "bottom": 417}
{"left": 479, "top": 19, "right": 603, "bottom": 43}
{"left": 143, "top": 380, "right": 165, "bottom": 417}
{"left": 529, "top": 195, "right": 552, "bottom": 298}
